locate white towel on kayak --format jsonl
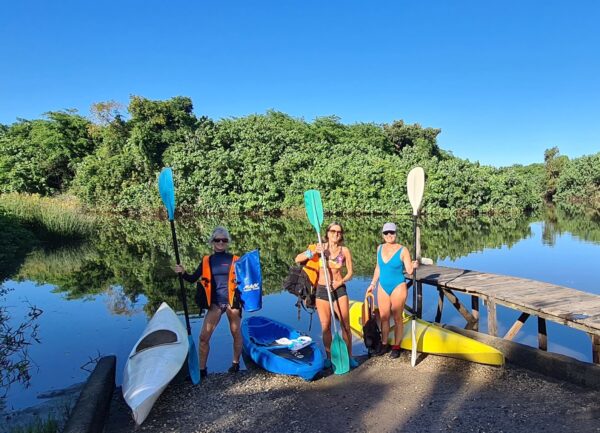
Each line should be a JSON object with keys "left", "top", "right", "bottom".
{"left": 275, "top": 336, "right": 312, "bottom": 351}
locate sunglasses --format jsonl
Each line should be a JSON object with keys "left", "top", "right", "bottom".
{"left": 383, "top": 231, "right": 396, "bottom": 235}
{"left": 328, "top": 229, "right": 342, "bottom": 234}
{"left": 213, "top": 238, "right": 229, "bottom": 243}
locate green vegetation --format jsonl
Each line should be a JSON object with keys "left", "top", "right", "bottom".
{"left": 0, "top": 193, "right": 97, "bottom": 239}
{"left": 555, "top": 152, "right": 600, "bottom": 214}
{"left": 0, "top": 111, "right": 95, "bottom": 196}
{"left": 7, "top": 405, "right": 73, "bottom": 433}
{"left": 9, "top": 416, "right": 59, "bottom": 433}
{"left": 2, "top": 191, "right": 598, "bottom": 317}
{"left": 2, "top": 95, "right": 596, "bottom": 216}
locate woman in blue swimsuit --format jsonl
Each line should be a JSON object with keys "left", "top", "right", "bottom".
{"left": 366, "top": 222, "right": 418, "bottom": 358}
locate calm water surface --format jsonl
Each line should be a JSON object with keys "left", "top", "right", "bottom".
{"left": 2, "top": 211, "right": 599, "bottom": 412}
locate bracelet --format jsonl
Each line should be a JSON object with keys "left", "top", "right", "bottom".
{"left": 305, "top": 249, "right": 314, "bottom": 259}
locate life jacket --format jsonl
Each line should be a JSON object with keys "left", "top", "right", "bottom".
{"left": 198, "top": 254, "right": 240, "bottom": 307}
{"left": 303, "top": 244, "right": 321, "bottom": 287}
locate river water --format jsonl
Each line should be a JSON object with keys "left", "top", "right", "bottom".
{"left": 2, "top": 209, "right": 599, "bottom": 412}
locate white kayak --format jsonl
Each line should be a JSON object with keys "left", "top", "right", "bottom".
{"left": 122, "top": 302, "right": 189, "bottom": 425}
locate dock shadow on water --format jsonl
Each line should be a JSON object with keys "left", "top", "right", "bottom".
{"left": 105, "top": 353, "right": 600, "bottom": 433}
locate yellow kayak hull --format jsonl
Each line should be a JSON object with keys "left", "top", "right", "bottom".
{"left": 349, "top": 300, "right": 504, "bottom": 366}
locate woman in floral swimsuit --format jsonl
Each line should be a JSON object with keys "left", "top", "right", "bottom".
{"left": 295, "top": 222, "right": 357, "bottom": 368}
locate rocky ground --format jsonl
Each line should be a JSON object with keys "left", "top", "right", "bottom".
{"left": 105, "top": 352, "right": 600, "bottom": 433}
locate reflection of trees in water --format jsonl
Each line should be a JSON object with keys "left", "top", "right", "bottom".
{"left": 11, "top": 210, "right": 600, "bottom": 318}
{"left": 104, "top": 285, "right": 143, "bottom": 316}
{"left": 0, "top": 286, "right": 42, "bottom": 404}
{"left": 0, "top": 213, "right": 38, "bottom": 282}
{"left": 543, "top": 205, "right": 600, "bottom": 246}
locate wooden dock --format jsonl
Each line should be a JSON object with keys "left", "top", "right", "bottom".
{"left": 412, "top": 264, "right": 600, "bottom": 364}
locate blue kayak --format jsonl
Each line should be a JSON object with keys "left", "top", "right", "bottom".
{"left": 241, "top": 316, "right": 324, "bottom": 381}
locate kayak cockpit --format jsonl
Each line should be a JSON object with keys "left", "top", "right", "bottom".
{"left": 247, "top": 316, "right": 298, "bottom": 345}
{"left": 134, "top": 329, "right": 179, "bottom": 355}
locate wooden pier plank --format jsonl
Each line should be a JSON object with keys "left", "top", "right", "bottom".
{"left": 415, "top": 265, "right": 600, "bottom": 337}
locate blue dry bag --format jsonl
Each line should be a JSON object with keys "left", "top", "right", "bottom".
{"left": 235, "top": 249, "right": 263, "bottom": 312}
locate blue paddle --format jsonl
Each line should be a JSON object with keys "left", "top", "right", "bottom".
{"left": 304, "top": 190, "right": 350, "bottom": 374}
{"left": 158, "top": 167, "right": 200, "bottom": 384}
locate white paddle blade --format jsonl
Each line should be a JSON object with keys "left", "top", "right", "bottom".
{"left": 407, "top": 167, "right": 425, "bottom": 216}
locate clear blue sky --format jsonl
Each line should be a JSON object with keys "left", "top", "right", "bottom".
{"left": 1, "top": 0, "right": 599, "bottom": 167}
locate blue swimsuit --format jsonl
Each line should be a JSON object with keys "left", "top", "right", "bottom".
{"left": 377, "top": 245, "right": 405, "bottom": 295}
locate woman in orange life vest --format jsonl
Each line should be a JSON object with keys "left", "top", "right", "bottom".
{"left": 175, "top": 226, "right": 242, "bottom": 377}
{"left": 295, "top": 222, "right": 358, "bottom": 369}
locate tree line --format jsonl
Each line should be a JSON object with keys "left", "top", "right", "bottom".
{"left": 0, "top": 96, "right": 597, "bottom": 215}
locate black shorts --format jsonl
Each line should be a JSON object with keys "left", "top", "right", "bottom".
{"left": 316, "top": 284, "right": 347, "bottom": 301}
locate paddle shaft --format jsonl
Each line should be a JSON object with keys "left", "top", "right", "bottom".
{"left": 316, "top": 231, "right": 340, "bottom": 334}
{"left": 170, "top": 220, "right": 193, "bottom": 335}
{"left": 411, "top": 214, "right": 418, "bottom": 315}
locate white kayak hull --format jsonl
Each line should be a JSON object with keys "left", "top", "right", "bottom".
{"left": 122, "top": 302, "right": 189, "bottom": 424}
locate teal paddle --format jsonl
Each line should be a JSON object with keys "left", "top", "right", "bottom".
{"left": 407, "top": 167, "right": 425, "bottom": 367}
{"left": 158, "top": 167, "right": 200, "bottom": 384}
{"left": 304, "top": 190, "right": 350, "bottom": 375}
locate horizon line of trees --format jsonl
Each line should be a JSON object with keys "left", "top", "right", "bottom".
{"left": 0, "top": 96, "right": 598, "bottom": 215}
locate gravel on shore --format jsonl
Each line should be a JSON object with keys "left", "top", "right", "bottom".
{"left": 105, "top": 352, "right": 600, "bottom": 433}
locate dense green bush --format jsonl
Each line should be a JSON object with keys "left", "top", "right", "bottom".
{"left": 555, "top": 153, "right": 600, "bottom": 213}
{"left": 1, "top": 95, "right": 596, "bottom": 215}
{"left": 0, "top": 111, "right": 95, "bottom": 195}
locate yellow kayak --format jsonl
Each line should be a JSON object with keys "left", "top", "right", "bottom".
{"left": 349, "top": 300, "right": 504, "bottom": 366}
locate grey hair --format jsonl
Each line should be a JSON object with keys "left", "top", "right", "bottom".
{"left": 208, "top": 226, "right": 231, "bottom": 244}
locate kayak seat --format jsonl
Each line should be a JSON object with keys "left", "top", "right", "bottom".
{"left": 135, "top": 330, "right": 178, "bottom": 353}
{"left": 270, "top": 345, "right": 315, "bottom": 363}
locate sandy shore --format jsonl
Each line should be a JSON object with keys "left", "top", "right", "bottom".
{"left": 104, "top": 351, "right": 600, "bottom": 433}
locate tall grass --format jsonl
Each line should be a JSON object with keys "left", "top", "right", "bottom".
{"left": 0, "top": 193, "right": 97, "bottom": 238}
{"left": 9, "top": 416, "right": 59, "bottom": 433}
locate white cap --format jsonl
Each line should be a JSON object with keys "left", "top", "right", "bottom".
{"left": 382, "top": 222, "right": 397, "bottom": 233}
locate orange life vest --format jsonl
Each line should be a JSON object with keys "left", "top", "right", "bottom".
{"left": 199, "top": 254, "right": 239, "bottom": 306}
{"left": 303, "top": 244, "right": 321, "bottom": 287}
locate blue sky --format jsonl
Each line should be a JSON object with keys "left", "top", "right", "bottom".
{"left": 1, "top": 1, "right": 598, "bottom": 167}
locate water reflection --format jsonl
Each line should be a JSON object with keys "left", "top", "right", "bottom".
{"left": 1, "top": 208, "right": 600, "bottom": 411}
{"left": 8, "top": 213, "right": 550, "bottom": 315}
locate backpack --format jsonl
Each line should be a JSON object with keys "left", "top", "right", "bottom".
{"left": 282, "top": 265, "right": 317, "bottom": 326}
{"left": 282, "top": 265, "right": 316, "bottom": 308}
{"left": 362, "top": 293, "right": 382, "bottom": 357}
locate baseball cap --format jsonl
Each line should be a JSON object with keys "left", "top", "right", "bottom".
{"left": 382, "top": 222, "right": 397, "bottom": 233}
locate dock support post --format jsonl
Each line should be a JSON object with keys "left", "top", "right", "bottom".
{"left": 471, "top": 296, "right": 479, "bottom": 332}
{"left": 591, "top": 334, "right": 600, "bottom": 364}
{"left": 538, "top": 317, "right": 548, "bottom": 351}
{"left": 504, "top": 312, "right": 530, "bottom": 340}
{"left": 435, "top": 287, "right": 444, "bottom": 323}
{"left": 442, "top": 289, "right": 475, "bottom": 326}
{"left": 487, "top": 299, "right": 497, "bottom": 337}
